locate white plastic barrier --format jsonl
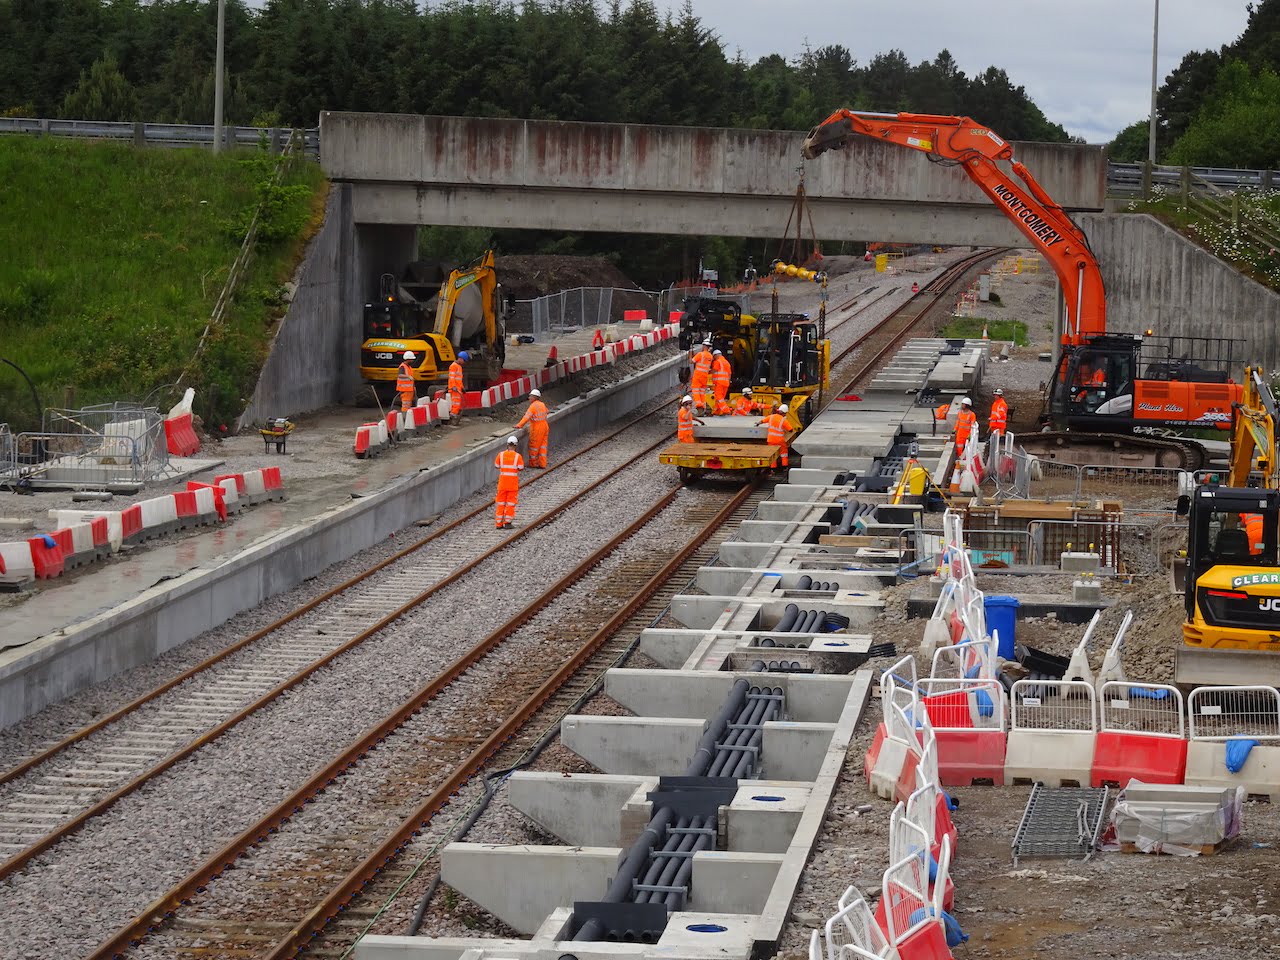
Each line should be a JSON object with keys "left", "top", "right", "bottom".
{"left": 1186, "top": 686, "right": 1280, "bottom": 800}
{"left": 190, "top": 486, "right": 217, "bottom": 518}
{"left": 217, "top": 477, "right": 242, "bottom": 514}
{"left": 137, "top": 496, "right": 179, "bottom": 538}
{"left": 0, "top": 541, "right": 36, "bottom": 584}
{"left": 1005, "top": 680, "right": 1097, "bottom": 787}
{"left": 820, "top": 886, "right": 896, "bottom": 960}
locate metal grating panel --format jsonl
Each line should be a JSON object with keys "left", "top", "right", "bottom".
{"left": 1011, "top": 782, "right": 1110, "bottom": 866}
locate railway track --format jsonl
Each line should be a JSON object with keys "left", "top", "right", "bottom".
{"left": 0, "top": 407, "right": 678, "bottom": 883}
{"left": 85, "top": 479, "right": 764, "bottom": 960}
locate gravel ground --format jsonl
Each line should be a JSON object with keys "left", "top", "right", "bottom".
{"left": 0, "top": 451, "right": 701, "bottom": 958}
{"left": 0, "top": 390, "right": 675, "bottom": 773}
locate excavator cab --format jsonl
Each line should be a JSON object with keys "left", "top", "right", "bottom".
{"left": 752, "top": 314, "right": 822, "bottom": 389}
{"left": 1047, "top": 336, "right": 1139, "bottom": 421}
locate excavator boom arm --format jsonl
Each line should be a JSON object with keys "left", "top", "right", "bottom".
{"left": 802, "top": 109, "right": 1106, "bottom": 345}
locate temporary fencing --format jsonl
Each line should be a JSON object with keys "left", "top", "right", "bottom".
{"left": 1093, "top": 681, "right": 1187, "bottom": 786}
{"left": 1186, "top": 686, "right": 1280, "bottom": 799}
{"left": 1007, "top": 680, "right": 1097, "bottom": 787}
{"left": 525, "top": 286, "right": 662, "bottom": 340}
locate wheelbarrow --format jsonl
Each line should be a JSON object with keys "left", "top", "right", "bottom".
{"left": 260, "top": 417, "right": 294, "bottom": 454}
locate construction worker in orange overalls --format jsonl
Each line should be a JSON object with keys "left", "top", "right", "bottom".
{"left": 516, "top": 388, "right": 549, "bottom": 468}
{"left": 494, "top": 435, "right": 525, "bottom": 529}
{"left": 448, "top": 351, "right": 468, "bottom": 425}
{"left": 678, "top": 395, "right": 703, "bottom": 442}
{"left": 690, "top": 339, "right": 713, "bottom": 413}
{"left": 758, "top": 403, "right": 790, "bottom": 469}
{"left": 592, "top": 328, "right": 606, "bottom": 351}
{"left": 733, "top": 387, "right": 760, "bottom": 416}
{"left": 954, "top": 397, "right": 977, "bottom": 457}
{"left": 396, "top": 351, "right": 417, "bottom": 414}
{"left": 710, "top": 349, "right": 732, "bottom": 414}
{"left": 988, "top": 388, "right": 1008, "bottom": 442}
{"left": 1244, "top": 513, "right": 1265, "bottom": 555}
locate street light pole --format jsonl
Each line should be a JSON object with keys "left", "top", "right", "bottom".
{"left": 213, "top": 0, "right": 226, "bottom": 154}
{"left": 1148, "top": 0, "right": 1159, "bottom": 167}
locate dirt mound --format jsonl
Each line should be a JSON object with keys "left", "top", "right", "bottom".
{"left": 495, "top": 255, "right": 641, "bottom": 299}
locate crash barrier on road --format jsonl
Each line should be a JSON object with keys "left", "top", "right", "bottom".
{"left": 1006, "top": 680, "right": 1097, "bottom": 787}
{"left": 0, "top": 469, "right": 287, "bottom": 586}
{"left": 1186, "top": 686, "right": 1280, "bottom": 800}
{"left": 1092, "top": 681, "right": 1187, "bottom": 787}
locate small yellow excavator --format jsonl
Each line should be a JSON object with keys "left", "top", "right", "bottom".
{"left": 1176, "top": 366, "right": 1280, "bottom": 686}
{"left": 359, "top": 250, "right": 507, "bottom": 391}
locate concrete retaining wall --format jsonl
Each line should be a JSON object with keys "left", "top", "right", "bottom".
{"left": 1083, "top": 212, "right": 1280, "bottom": 368}
{"left": 0, "top": 356, "right": 680, "bottom": 729}
{"left": 239, "top": 185, "right": 418, "bottom": 428}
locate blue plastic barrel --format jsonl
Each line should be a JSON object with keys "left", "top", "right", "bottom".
{"left": 983, "top": 595, "right": 1020, "bottom": 660}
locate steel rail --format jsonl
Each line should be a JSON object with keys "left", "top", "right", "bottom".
{"left": 0, "top": 416, "right": 676, "bottom": 882}
{"left": 87, "top": 479, "right": 754, "bottom": 960}
{"left": 0, "top": 400, "right": 675, "bottom": 792}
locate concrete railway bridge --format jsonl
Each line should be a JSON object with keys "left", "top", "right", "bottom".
{"left": 245, "top": 111, "right": 1280, "bottom": 421}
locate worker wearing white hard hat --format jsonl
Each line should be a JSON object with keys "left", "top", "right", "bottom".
{"left": 733, "top": 387, "right": 760, "bottom": 416}
{"left": 516, "top": 388, "right": 550, "bottom": 468}
{"left": 396, "top": 351, "right": 417, "bottom": 414}
{"left": 989, "top": 389, "right": 1009, "bottom": 440}
{"left": 494, "top": 435, "right": 526, "bottom": 529}
{"left": 955, "top": 397, "right": 978, "bottom": 454}
{"left": 678, "top": 394, "right": 703, "bottom": 442}
{"left": 758, "top": 404, "right": 791, "bottom": 470}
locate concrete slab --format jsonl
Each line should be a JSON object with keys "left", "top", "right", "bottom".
{"left": 761, "top": 721, "right": 838, "bottom": 781}
{"left": 560, "top": 715, "right": 706, "bottom": 775}
{"left": 440, "top": 843, "right": 619, "bottom": 934}
{"left": 726, "top": 786, "right": 809, "bottom": 854}
{"left": 507, "top": 772, "right": 655, "bottom": 847}
{"left": 687, "top": 851, "right": 785, "bottom": 914}
{"left": 604, "top": 669, "right": 861, "bottom": 724}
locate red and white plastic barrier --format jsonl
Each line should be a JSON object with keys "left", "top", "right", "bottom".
{"left": 163, "top": 388, "right": 201, "bottom": 457}
{"left": 921, "top": 677, "right": 1008, "bottom": 787}
{"left": 0, "top": 540, "right": 36, "bottom": 585}
{"left": 1091, "top": 681, "right": 1187, "bottom": 787}
{"left": 27, "top": 534, "right": 64, "bottom": 579}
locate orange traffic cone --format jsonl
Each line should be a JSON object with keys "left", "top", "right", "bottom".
{"left": 545, "top": 344, "right": 559, "bottom": 368}
{"left": 981, "top": 323, "right": 989, "bottom": 340}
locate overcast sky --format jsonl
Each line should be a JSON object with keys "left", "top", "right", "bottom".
{"left": 657, "top": 0, "right": 1254, "bottom": 143}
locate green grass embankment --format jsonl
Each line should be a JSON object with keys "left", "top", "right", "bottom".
{"left": 0, "top": 136, "right": 327, "bottom": 431}
{"left": 939, "top": 317, "right": 1028, "bottom": 345}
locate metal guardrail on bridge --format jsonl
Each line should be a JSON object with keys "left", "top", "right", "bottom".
{"left": 0, "top": 117, "right": 319, "bottom": 158}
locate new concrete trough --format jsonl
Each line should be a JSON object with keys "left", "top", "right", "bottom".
{"left": 0, "top": 355, "right": 680, "bottom": 729}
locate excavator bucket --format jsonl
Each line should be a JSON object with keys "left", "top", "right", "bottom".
{"left": 801, "top": 117, "right": 852, "bottom": 160}
{"left": 1175, "top": 645, "right": 1280, "bottom": 690}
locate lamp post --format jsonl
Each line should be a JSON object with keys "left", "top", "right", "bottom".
{"left": 1148, "top": 0, "right": 1159, "bottom": 167}
{"left": 213, "top": 0, "right": 226, "bottom": 154}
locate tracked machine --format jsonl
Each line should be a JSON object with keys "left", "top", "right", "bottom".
{"left": 801, "top": 109, "right": 1243, "bottom": 468}
{"left": 1176, "top": 366, "right": 1280, "bottom": 687}
{"left": 360, "top": 250, "right": 508, "bottom": 394}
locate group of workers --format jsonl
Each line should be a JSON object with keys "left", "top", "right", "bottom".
{"left": 950, "top": 389, "right": 1009, "bottom": 455}
{"left": 678, "top": 338, "right": 792, "bottom": 468}
{"left": 395, "top": 348, "right": 473, "bottom": 421}
{"left": 687, "top": 338, "right": 736, "bottom": 415}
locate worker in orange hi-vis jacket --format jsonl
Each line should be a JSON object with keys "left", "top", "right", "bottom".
{"left": 677, "top": 395, "right": 704, "bottom": 442}
{"left": 516, "top": 388, "right": 549, "bottom": 468}
{"left": 396, "top": 351, "right": 417, "bottom": 414}
{"left": 988, "top": 388, "right": 1009, "bottom": 441}
{"left": 710, "top": 349, "right": 732, "bottom": 412}
{"left": 954, "top": 396, "right": 977, "bottom": 455}
{"left": 690, "top": 339, "right": 714, "bottom": 412}
{"left": 494, "top": 435, "right": 525, "bottom": 529}
{"left": 448, "top": 351, "right": 469, "bottom": 425}
{"left": 592, "top": 328, "right": 606, "bottom": 350}
{"left": 758, "top": 403, "right": 791, "bottom": 469}
{"left": 733, "top": 387, "right": 760, "bottom": 416}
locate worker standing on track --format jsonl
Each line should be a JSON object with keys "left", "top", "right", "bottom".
{"left": 954, "top": 397, "right": 977, "bottom": 456}
{"left": 448, "top": 351, "right": 468, "bottom": 426}
{"left": 733, "top": 387, "right": 760, "bottom": 416}
{"left": 494, "top": 436, "right": 525, "bottom": 529}
{"left": 396, "top": 351, "right": 417, "bottom": 414}
{"left": 690, "top": 339, "right": 714, "bottom": 413}
{"left": 516, "top": 388, "right": 549, "bottom": 468}
{"left": 678, "top": 395, "right": 703, "bottom": 442}
{"left": 988, "top": 388, "right": 1008, "bottom": 441}
{"left": 758, "top": 403, "right": 790, "bottom": 469}
{"left": 710, "top": 349, "right": 732, "bottom": 413}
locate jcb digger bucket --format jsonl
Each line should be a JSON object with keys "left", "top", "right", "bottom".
{"left": 1175, "top": 645, "right": 1280, "bottom": 689}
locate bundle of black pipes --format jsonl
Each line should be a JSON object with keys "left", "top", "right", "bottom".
{"left": 796, "top": 574, "right": 839, "bottom": 592}
{"left": 833, "top": 498, "right": 877, "bottom": 536}
{"left": 757, "top": 602, "right": 850, "bottom": 647}
{"left": 572, "top": 672, "right": 784, "bottom": 942}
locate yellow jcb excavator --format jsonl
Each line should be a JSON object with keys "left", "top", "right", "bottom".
{"left": 1176, "top": 366, "right": 1280, "bottom": 687}
{"left": 359, "top": 250, "right": 508, "bottom": 392}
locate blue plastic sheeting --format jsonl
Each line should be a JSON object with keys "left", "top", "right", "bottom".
{"left": 38, "top": 534, "right": 56, "bottom": 548}
{"left": 974, "top": 688, "right": 995, "bottom": 718}
{"left": 905, "top": 907, "right": 969, "bottom": 948}
{"left": 1129, "top": 687, "right": 1170, "bottom": 700}
{"left": 1225, "top": 738, "right": 1260, "bottom": 774}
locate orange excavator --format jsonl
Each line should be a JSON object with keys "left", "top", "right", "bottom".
{"left": 802, "top": 110, "right": 1242, "bottom": 467}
